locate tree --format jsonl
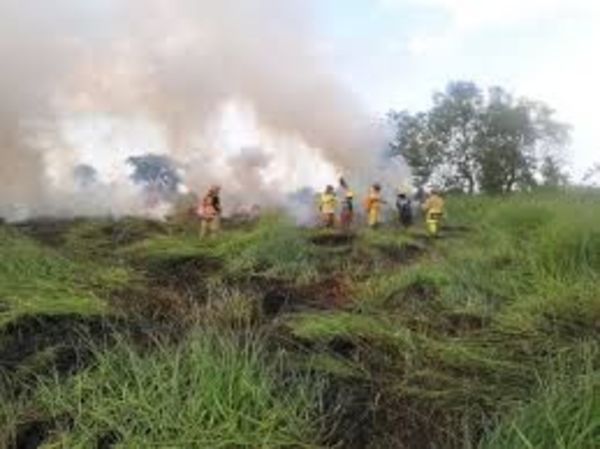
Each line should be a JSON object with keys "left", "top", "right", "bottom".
{"left": 583, "top": 163, "right": 600, "bottom": 186}
{"left": 429, "top": 81, "right": 483, "bottom": 193}
{"left": 388, "top": 111, "right": 444, "bottom": 188}
{"left": 475, "top": 89, "right": 538, "bottom": 193}
{"left": 540, "top": 155, "right": 569, "bottom": 188}
{"left": 389, "top": 81, "right": 570, "bottom": 194}
{"left": 477, "top": 93, "right": 569, "bottom": 193}
{"left": 127, "top": 154, "right": 181, "bottom": 199}
{"left": 72, "top": 164, "right": 98, "bottom": 188}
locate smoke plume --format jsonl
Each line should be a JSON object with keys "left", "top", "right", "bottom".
{"left": 0, "top": 0, "right": 390, "bottom": 220}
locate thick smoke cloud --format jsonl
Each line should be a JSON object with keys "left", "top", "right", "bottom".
{"left": 0, "top": 0, "right": 390, "bottom": 220}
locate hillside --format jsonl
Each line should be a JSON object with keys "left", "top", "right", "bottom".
{"left": 1, "top": 193, "right": 599, "bottom": 449}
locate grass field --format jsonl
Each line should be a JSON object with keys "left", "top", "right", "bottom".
{"left": 0, "top": 192, "right": 598, "bottom": 448}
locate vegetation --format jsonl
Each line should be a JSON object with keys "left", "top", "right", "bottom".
{"left": 34, "top": 331, "right": 323, "bottom": 449}
{"left": 389, "top": 81, "right": 570, "bottom": 193}
{"left": 1, "top": 192, "right": 599, "bottom": 448}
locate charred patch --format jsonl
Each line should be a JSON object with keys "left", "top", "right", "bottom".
{"left": 11, "top": 419, "right": 52, "bottom": 449}
{"left": 13, "top": 217, "right": 166, "bottom": 251}
{"left": 302, "top": 277, "right": 353, "bottom": 309}
{"left": 110, "top": 286, "right": 195, "bottom": 328}
{"left": 96, "top": 430, "right": 122, "bottom": 449}
{"left": 328, "top": 337, "right": 357, "bottom": 358}
{"left": 376, "top": 243, "right": 424, "bottom": 265}
{"left": 442, "top": 311, "right": 490, "bottom": 335}
{"left": 145, "top": 255, "right": 221, "bottom": 290}
{"left": 0, "top": 315, "right": 130, "bottom": 399}
{"left": 310, "top": 232, "right": 355, "bottom": 247}
{"left": 321, "top": 379, "right": 384, "bottom": 449}
{"left": 0, "top": 315, "right": 117, "bottom": 374}
{"left": 260, "top": 277, "right": 352, "bottom": 318}
{"left": 401, "top": 279, "right": 440, "bottom": 303}
{"left": 540, "top": 312, "right": 600, "bottom": 339}
{"left": 97, "top": 219, "right": 166, "bottom": 246}
{"left": 13, "top": 218, "right": 81, "bottom": 247}
{"left": 262, "top": 289, "right": 291, "bottom": 317}
{"left": 441, "top": 224, "right": 471, "bottom": 233}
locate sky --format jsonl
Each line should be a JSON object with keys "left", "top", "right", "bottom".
{"left": 314, "top": 0, "right": 600, "bottom": 179}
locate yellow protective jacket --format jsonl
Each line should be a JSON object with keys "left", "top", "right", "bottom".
{"left": 320, "top": 193, "right": 337, "bottom": 214}
{"left": 422, "top": 194, "right": 445, "bottom": 216}
{"left": 364, "top": 192, "right": 382, "bottom": 212}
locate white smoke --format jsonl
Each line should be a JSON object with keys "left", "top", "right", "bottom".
{"left": 0, "top": 0, "right": 400, "bottom": 221}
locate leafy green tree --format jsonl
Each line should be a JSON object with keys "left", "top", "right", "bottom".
{"left": 72, "top": 164, "right": 98, "bottom": 188}
{"left": 127, "top": 154, "right": 181, "bottom": 199}
{"left": 540, "top": 155, "right": 569, "bottom": 188}
{"left": 429, "top": 81, "right": 483, "bottom": 193}
{"left": 583, "top": 162, "right": 600, "bottom": 185}
{"left": 389, "top": 81, "right": 570, "bottom": 194}
{"left": 388, "top": 111, "right": 444, "bottom": 188}
{"left": 475, "top": 89, "right": 538, "bottom": 193}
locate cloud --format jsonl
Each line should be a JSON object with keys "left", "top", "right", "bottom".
{"left": 381, "top": 0, "right": 600, "bottom": 29}
{"left": 406, "top": 33, "right": 452, "bottom": 56}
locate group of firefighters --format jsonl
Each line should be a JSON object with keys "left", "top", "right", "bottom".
{"left": 318, "top": 178, "right": 445, "bottom": 236}
{"left": 194, "top": 179, "right": 446, "bottom": 237}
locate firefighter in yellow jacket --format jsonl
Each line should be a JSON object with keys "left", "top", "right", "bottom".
{"left": 364, "top": 183, "right": 384, "bottom": 228}
{"left": 319, "top": 185, "right": 337, "bottom": 228}
{"left": 422, "top": 188, "right": 445, "bottom": 237}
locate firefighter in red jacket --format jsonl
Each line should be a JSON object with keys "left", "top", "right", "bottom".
{"left": 198, "top": 185, "right": 222, "bottom": 237}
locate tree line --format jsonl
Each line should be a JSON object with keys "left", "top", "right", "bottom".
{"left": 388, "top": 81, "right": 571, "bottom": 194}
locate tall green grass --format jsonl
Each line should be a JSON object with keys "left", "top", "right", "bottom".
{"left": 34, "top": 331, "right": 324, "bottom": 449}
{"left": 483, "top": 344, "right": 599, "bottom": 449}
{"left": 0, "top": 228, "right": 126, "bottom": 326}
{"left": 125, "top": 215, "right": 319, "bottom": 282}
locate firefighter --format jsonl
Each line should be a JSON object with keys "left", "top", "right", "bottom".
{"left": 319, "top": 185, "right": 337, "bottom": 228}
{"left": 364, "top": 183, "right": 384, "bottom": 228}
{"left": 198, "top": 185, "right": 222, "bottom": 237}
{"left": 396, "top": 191, "right": 413, "bottom": 228}
{"left": 339, "top": 177, "right": 354, "bottom": 230}
{"left": 422, "top": 188, "right": 445, "bottom": 237}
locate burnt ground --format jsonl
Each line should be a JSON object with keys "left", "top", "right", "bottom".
{"left": 0, "top": 315, "right": 162, "bottom": 449}
{"left": 375, "top": 242, "right": 425, "bottom": 265}
{"left": 14, "top": 217, "right": 167, "bottom": 249}
{"left": 0, "top": 315, "right": 121, "bottom": 391}
{"left": 1, "top": 222, "right": 439, "bottom": 449}
{"left": 11, "top": 419, "right": 53, "bottom": 449}
{"left": 142, "top": 254, "right": 222, "bottom": 291}
{"left": 310, "top": 232, "right": 356, "bottom": 247}
{"left": 259, "top": 276, "right": 353, "bottom": 318}
{"left": 13, "top": 218, "right": 82, "bottom": 247}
